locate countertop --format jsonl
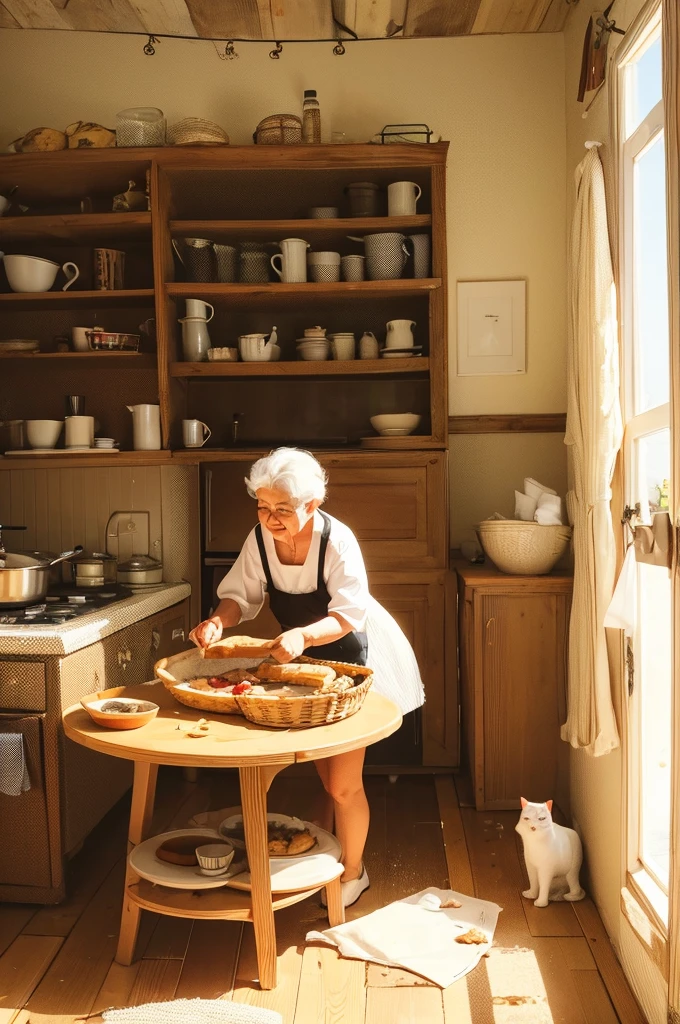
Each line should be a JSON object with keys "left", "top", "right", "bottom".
{"left": 0, "top": 582, "right": 191, "bottom": 657}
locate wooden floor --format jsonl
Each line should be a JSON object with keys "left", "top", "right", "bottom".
{"left": 0, "top": 769, "right": 646, "bottom": 1024}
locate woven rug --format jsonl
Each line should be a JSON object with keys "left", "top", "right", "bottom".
{"left": 102, "top": 998, "right": 282, "bottom": 1024}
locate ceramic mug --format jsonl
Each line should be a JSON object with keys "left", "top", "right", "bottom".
{"left": 406, "top": 234, "right": 431, "bottom": 278}
{"left": 26, "top": 419, "right": 63, "bottom": 449}
{"left": 185, "top": 299, "right": 214, "bottom": 321}
{"left": 239, "top": 250, "right": 270, "bottom": 284}
{"left": 307, "top": 251, "right": 341, "bottom": 283}
{"left": 271, "top": 238, "right": 309, "bottom": 283}
{"left": 65, "top": 415, "right": 94, "bottom": 448}
{"left": 94, "top": 248, "right": 125, "bottom": 290}
{"left": 213, "top": 243, "right": 237, "bottom": 283}
{"left": 72, "top": 326, "right": 101, "bottom": 352}
{"left": 387, "top": 181, "right": 422, "bottom": 217}
{"left": 341, "top": 255, "right": 365, "bottom": 282}
{"left": 183, "top": 238, "right": 215, "bottom": 283}
{"left": 182, "top": 419, "right": 212, "bottom": 448}
{"left": 358, "top": 233, "right": 408, "bottom": 281}
{"left": 2, "top": 254, "right": 80, "bottom": 293}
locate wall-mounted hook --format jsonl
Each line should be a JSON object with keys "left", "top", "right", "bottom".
{"left": 143, "top": 34, "right": 159, "bottom": 56}
{"left": 269, "top": 41, "right": 283, "bottom": 59}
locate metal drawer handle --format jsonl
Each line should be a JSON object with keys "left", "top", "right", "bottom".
{"left": 485, "top": 617, "right": 496, "bottom": 646}
{"left": 117, "top": 649, "right": 132, "bottom": 668}
{"left": 172, "top": 628, "right": 185, "bottom": 641}
{"left": 151, "top": 629, "right": 160, "bottom": 651}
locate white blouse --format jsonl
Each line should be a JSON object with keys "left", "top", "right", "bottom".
{"left": 216, "top": 511, "right": 369, "bottom": 632}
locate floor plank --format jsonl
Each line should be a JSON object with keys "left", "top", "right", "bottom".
{"left": 366, "top": 986, "right": 444, "bottom": 1023}
{"left": 231, "top": 902, "right": 307, "bottom": 1023}
{"left": 126, "top": 958, "right": 182, "bottom": 1006}
{"left": 558, "top": 936, "right": 597, "bottom": 971}
{"left": 572, "top": 898, "right": 646, "bottom": 1024}
{"left": 174, "top": 920, "right": 242, "bottom": 1001}
{"left": 571, "top": 969, "right": 620, "bottom": 1024}
{"left": 435, "top": 774, "right": 475, "bottom": 896}
{"left": 293, "top": 946, "right": 366, "bottom": 1024}
{"left": 0, "top": 935, "right": 62, "bottom": 1024}
{"left": 441, "top": 977, "right": 474, "bottom": 1023}
{"left": 90, "top": 961, "right": 142, "bottom": 1017}
{"left": 142, "top": 916, "right": 193, "bottom": 960}
{"left": 366, "top": 963, "right": 434, "bottom": 987}
{"left": 521, "top": 898, "right": 583, "bottom": 938}
{"left": 0, "top": 907, "right": 36, "bottom": 958}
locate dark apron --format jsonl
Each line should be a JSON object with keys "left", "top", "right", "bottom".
{"left": 255, "top": 511, "right": 368, "bottom": 665}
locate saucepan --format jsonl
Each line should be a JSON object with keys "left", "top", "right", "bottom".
{"left": 0, "top": 547, "right": 83, "bottom": 607}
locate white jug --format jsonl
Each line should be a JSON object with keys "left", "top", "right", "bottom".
{"left": 271, "top": 238, "right": 309, "bottom": 283}
{"left": 385, "top": 319, "right": 416, "bottom": 348}
{"left": 185, "top": 299, "right": 214, "bottom": 321}
{"left": 127, "top": 404, "right": 161, "bottom": 451}
{"left": 178, "top": 316, "right": 211, "bottom": 361}
{"left": 359, "top": 331, "right": 380, "bottom": 359}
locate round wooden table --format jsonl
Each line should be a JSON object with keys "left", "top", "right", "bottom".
{"left": 63, "top": 680, "right": 402, "bottom": 990}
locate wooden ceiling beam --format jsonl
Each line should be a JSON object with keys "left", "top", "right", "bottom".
{"left": 471, "top": 0, "right": 554, "bottom": 34}
{"left": 538, "top": 0, "right": 572, "bottom": 32}
{"left": 3, "top": 0, "right": 67, "bottom": 29}
{"left": 129, "top": 0, "right": 198, "bottom": 36}
{"left": 334, "top": 0, "right": 407, "bottom": 39}
{"left": 49, "top": 0, "right": 147, "bottom": 33}
{"left": 403, "top": 0, "right": 482, "bottom": 37}
{"left": 0, "top": 3, "right": 21, "bottom": 27}
{"left": 184, "top": 0, "right": 262, "bottom": 39}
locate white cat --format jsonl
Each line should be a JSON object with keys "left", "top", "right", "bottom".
{"left": 515, "top": 798, "right": 585, "bottom": 908}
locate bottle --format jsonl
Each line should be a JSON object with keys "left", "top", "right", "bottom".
{"left": 302, "top": 90, "right": 321, "bottom": 144}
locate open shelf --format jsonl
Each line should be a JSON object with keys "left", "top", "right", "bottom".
{"left": 170, "top": 357, "right": 429, "bottom": 378}
{"left": 0, "top": 212, "right": 151, "bottom": 244}
{"left": 0, "top": 351, "right": 156, "bottom": 367}
{"left": 0, "top": 289, "right": 154, "bottom": 310}
{"left": 167, "top": 280, "right": 440, "bottom": 304}
{"left": 170, "top": 214, "right": 431, "bottom": 243}
{"left": 0, "top": 450, "right": 172, "bottom": 470}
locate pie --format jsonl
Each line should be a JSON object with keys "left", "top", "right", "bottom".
{"left": 156, "top": 835, "right": 230, "bottom": 867}
{"left": 455, "top": 928, "right": 487, "bottom": 945}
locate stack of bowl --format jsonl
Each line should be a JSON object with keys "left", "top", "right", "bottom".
{"left": 370, "top": 413, "right": 421, "bottom": 437}
{"left": 296, "top": 325, "right": 329, "bottom": 361}
{"left": 167, "top": 119, "right": 229, "bottom": 146}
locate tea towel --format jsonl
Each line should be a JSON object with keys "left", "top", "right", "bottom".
{"left": 0, "top": 732, "right": 31, "bottom": 796}
{"left": 102, "top": 998, "right": 281, "bottom": 1024}
{"left": 306, "top": 887, "right": 502, "bottom": 988}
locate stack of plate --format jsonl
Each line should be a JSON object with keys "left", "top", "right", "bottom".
{"left": 381, "top": 346, "right": 423, "bottom": 359}
{"left": 0, "top": 339, "right": 40, "bottom": 354}
{"left": 167, "top": 119, "right": 230, "bottom": 146}
{"left": 94, "top": 437, "right": 117, "bottom": 449}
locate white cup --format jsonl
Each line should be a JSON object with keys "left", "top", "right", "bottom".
{"left": 26, "top": 419, "right": 63, "bottom": 449}
{"left": 271, "top": 238, "right": 309, "bottom": 283}
{"left": 329, "top": 334, "right": 356, "bottom": 360}
{"left": 387, "top": 181, "right": 423, "bottom": 217}
{"left": 127, "top": 404, "right": 161, "bottom": 451}
{"left": 72, "top": 326, "right": 99, "bottom": 352}
{"left": 65, "top": 415, "right": 94, "bottom": 448}
{"left": 182, "top": 419, "right": 212, "bottom": 448}
{"left": 341, "top": 255, "right": 365, "bottom": 282}
{"left": 185, "top": 299, "right": 214, "bottom": 321}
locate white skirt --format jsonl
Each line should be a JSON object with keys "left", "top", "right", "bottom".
{"left": 365, "top": 596, "right": 425, "bottom": 715}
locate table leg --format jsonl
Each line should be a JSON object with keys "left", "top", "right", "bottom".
{"left": 116, "top": 761, "right": 158, "bottom": 966}
{"left": 240, "top": 764, "right": 277, "bottom": 990}
{"left": 325, "top": 876, "right": 345, "bottom": 928}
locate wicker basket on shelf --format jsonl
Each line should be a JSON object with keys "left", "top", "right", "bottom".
{"left": 254, "top": 114, "right": 303, "bottom": 145}
{"left": 476, "top": 520, "right": 572, "bottom": 575}
{"left": 154, "top": 649, "right": 373, "bottom": 727}
{"left": 167, "top": 118, "right": 229, "bottom": 146}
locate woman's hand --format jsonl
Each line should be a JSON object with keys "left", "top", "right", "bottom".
{"left": 270, "top": 628, "right": 308, "bottom": 663}
{"left": 189, "top": 616, "right": 223, "bottom": 649}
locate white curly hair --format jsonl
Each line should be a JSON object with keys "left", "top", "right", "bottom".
{"left": 245, "top": 448, "right": 327, "bottom": 505}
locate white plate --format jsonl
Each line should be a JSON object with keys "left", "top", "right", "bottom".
{"left": 225, "top": 823, "right": 342, "bottom": 892}
{"left": 378, "top": 428, "right": 411, "bottom": 436}
{"left": 219, "top": 813, "right": 334, "bottom": 860}
{"left": 381, "top": 350, "right": 423, "bottom": 359}
{"left": 128, "top": 828, "right": 241, "bottom": 889}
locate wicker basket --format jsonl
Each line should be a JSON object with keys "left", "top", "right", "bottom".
{"left": 477, "top": 520, "right": 572, "bottom": 575}
{"left": 167, "top": 118, "right": 229, "bottom": 146}
{"left": 154, "top": 650, "right": 373, "bottom": 727}
{"left": 254, "top": 114, "right": 302, "bottom": 145}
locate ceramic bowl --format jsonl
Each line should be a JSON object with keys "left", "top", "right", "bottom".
{"left": 81, "top": 696, "right": 159, "bottom": 730}
{"left": 196, "top": 842, "right": 235, "bottom": 875}
{"left": 296, "top": 340, "right": 329, "bottom": 361}
{"left": 370, "top": 413, "right": 421, "bottom": 435}
{"left": 3, "top": 255, "right": 59, "bottom": 292}
{"left": 26, "top": 419, "right": 63, "bottom": 449}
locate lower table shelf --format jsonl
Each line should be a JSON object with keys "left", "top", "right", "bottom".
{"left": 128, "top": 877, "right": 331, "bottom": 920}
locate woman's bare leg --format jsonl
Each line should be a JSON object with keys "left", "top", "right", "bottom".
{"left": 313, "top": 758, "right": 335, "bottom": 833}
{"left": 320, "top": 748, "right": 368, "bottom": 881}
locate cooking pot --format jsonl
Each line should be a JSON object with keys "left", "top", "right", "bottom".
{"left": 116, "top": 554, "right": 163, "bottom": 586}
{"left": 66, "top": 551, "right": 117, "bottom": 588}
{"left": 0, "top": 548, "right": 82, "bottom": 607}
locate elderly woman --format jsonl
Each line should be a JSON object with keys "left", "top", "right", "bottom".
{"left": 190, "top": 447, "right": 424, "bottom": 907}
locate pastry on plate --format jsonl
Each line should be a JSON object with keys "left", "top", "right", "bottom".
{"left": 455, "top": 927, "right": 487, "bottom": 945}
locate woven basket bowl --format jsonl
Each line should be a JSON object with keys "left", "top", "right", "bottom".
{"left": 154, "top": 650, "right": 373, "bottom": 726}
{"left": 168, "top": 118, "right": 229, "bottom": 146}
{"left": 477, "top": 520, "right": 572, "bottom": 575}
{"left": 235, "top": 659, "right": 373, "bottom": 728}
{"left": 255, "top": 114, "right": 302, "bottom": 145}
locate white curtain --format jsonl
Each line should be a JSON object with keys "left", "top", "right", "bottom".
{"left": 561, "top": 145, "right": 623, "bottom": 756}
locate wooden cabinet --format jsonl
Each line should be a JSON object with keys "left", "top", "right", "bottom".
{"left": 456, "top": 563, "right": 572, "bottom": 810}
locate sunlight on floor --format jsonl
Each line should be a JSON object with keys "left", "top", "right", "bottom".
{"left": 485, "top": 948, "right": 553, "bottom": 1024}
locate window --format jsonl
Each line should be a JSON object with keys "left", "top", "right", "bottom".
{"left": 618, "top": 8, "right": 672, "bottom": 905}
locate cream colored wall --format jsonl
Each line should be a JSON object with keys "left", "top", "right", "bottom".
{"left": 0, "top": 29, "right": 568, "bottom": 546}
{"left": 563, "top": 2, "right": 667, "bottom": 1021}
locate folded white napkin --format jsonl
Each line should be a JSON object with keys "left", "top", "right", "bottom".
{"left": 306, "top": 887, "right": 501, "bottom": 989}
{"left": 524, "top": 477, "right": 557, "bottom": 501}
{"left": 0, "top": 732, "right": 31, "bottom": 797}
{"left": 534, "top": 492, "right": 563, "bottom": 526}
{"left": 515, "top": 490, "right": 537, "bottom": 521}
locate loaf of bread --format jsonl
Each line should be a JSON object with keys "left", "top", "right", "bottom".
{"left": 255, "top": 662, "right": 337, "bottom": 689}
{"left": 204, "top": 636, "right": 274, "bottom": 659}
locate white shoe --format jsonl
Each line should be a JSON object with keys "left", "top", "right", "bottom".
{"left": 321, "top": 865, "right": 370, "bottom": 909}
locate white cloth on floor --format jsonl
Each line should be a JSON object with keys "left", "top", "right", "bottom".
{"left": 524, "top": 477, "right": 557, "bottom": 501}
{"left": 306, "top": 887, "right": 502, "bottom": 989}
{"left": 515, "top": 490, "right": 538, "bottom": 521}
{"left": 0, "top": 732, "right": 31, "bottom": 797}
{"left": 534, "top": 493, "right": 563, "bottom": 526}
{"left": 102, "top": 999, "right": 281, "bottom": 1024}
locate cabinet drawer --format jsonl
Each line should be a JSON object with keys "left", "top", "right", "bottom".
{"left": 203, "top": 454, "right": 447, "bottom": 570}
{"left": 0, "top": 661, "right": 46, "bottom": 711}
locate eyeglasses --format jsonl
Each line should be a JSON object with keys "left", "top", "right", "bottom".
{"left": 256, "top": 504, "right": 298, "bottom": 522}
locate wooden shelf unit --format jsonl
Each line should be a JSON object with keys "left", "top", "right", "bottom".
{"left": 0, "top": 288, "right": 154, "bottom": 309}
{"left": 0, "top": 212, "right": 151, "bottom": 244}
{"left": 170, "top": 357, "right": 429, "bottom": 377}
{"left": 166, "top": 279, "right": 441, "bottom": 302}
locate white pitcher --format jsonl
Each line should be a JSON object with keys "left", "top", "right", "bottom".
{"left": 178, "top": 316, "right": 211, "bottom": 361}
{"left": 127, "top": 404, "right": 161, "bottom": 451}
{"left": 386, "top": 319, "right": 416, "bottom": 348}
{"left": 271, "top": 238, "right": 309, "bottom": 283}
{"left": 185, "top": 298, "right": 214, "bottom": 321}
{"left": 359, "top": 331, "right": 380, "bottom": 359}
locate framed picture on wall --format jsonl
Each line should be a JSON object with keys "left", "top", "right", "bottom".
{"left": 456, "top": 279, "right": 526, "bottom": 375}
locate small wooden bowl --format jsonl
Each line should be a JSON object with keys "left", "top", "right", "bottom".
{"left": 81, "top": 696, "right": 159, "bottom": 730}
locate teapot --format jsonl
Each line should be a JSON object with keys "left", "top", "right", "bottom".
{"left": 239, "top": 327, "right": 280, "bottom": 362}
{"left": 385, "top": 319, "right": 416, "bottom": 349}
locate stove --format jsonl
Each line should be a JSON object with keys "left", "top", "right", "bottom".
{"left": 0, "top": 585, "right": 134, "bottom": 625}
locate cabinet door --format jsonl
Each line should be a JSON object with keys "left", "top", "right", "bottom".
{"left": 370, "top": 577, "right": 456, "bottom": 766}
{"left": 480, "top": 592, "right": 569, "bottom": 808}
